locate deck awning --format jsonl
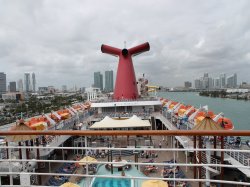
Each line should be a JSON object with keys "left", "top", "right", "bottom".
{"left": 90, "top": 115, "right": 151, "bottom": 129}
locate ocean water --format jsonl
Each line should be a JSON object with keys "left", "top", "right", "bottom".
{"left": 157, "top": 92, "right": 250, "bottom": 130}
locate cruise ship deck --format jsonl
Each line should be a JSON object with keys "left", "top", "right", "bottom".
{"left": 0, "top": 104, "right": 250, "bottom": 187}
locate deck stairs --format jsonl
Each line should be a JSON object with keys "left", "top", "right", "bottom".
{"left": 196, "top": 151, "right": 221, "bottom": 178}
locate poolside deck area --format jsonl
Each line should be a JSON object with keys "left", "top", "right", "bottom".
{"left": 60, "top": 135, "right": 195, "bottom": 187}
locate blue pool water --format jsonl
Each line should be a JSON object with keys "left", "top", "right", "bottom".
{"left": 92, "top": 177, "right": 131, "bottom": 187}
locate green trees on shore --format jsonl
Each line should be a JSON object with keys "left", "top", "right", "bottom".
{"left": 199, "top": 91, "right": 227, "bottom": 98}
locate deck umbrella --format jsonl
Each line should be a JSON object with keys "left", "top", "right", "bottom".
{"left": 6, "top": 120, "right": 37, "bottom": 142}
{"left": 60, "top": 182, "right": 80, "bottom": 187}
{"left": 142, "top": 180, "right": 168, "bottom": 187}
{"left": 192, "top": 116, "right": 224, "bottom": 131}
{"left": 5, "top": 120, "right": 38, "bottom": 185}
{"left": 191, "top": 115, "right": 225, "bottom": 187}
{"left": 79, "top": 156, "right": 97, "bottom": 165}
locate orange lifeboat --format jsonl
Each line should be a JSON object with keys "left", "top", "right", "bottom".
{"left": 169, "top": 102, "right": 178, "bottom": 110}
{"left": 178, "top": 105, "right": 192, "bottom": 117}
{"left": 73, "top": 105, "right": 82, "bottom": 111}
{"left": 57, "top": 109, "right": 71, "bottom": 120}
{"left": 26, "top": 116, "right": 49, "bottom": 130}
{"left": 217, "top": 117, "right": 234, "bottom": 130}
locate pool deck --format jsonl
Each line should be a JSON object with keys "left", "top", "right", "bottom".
{"left": 65, "top": 135, "right": 197, "bottom": 187}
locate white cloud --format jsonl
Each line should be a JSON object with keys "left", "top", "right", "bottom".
{"left": 0, "top": 0, "right": 250, "bottom": 87}
{"left": 195, "top": 38, "right": 205, "bottom": 49}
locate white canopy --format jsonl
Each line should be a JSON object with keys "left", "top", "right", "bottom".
{"left": 90, "top": 115, "right": 151, "bottom": 129}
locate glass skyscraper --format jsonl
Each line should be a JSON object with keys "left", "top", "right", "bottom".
{"left": 94, "top": 72, "right": 103, "bottom": 90}
{"left": 24, "top": 73, "right": 31, "bottom": 92}
{"left": 105, "top": 70, "right": 113, "bottom": 92}
{"left": 0, "top": 72, "right": 6, "bottom": 95}
{"left": 9, "top": 81, "right": 16, "bottom": 92}
{"left": 32, "top": 72, "right": 36, "bottom": 92}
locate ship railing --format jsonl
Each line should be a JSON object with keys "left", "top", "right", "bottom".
{"left": 225, "top": 145, "right": 250, "bottom": 167}
{"left": 0, "top": 146, "right": 249, "bottom": 186}
{"left": 0, "top": 130, "right": 250, "bottom": 187}
{"left": 94, "top": 112, "right": 151, "bottom": 120}
{"left": 92, "top": 97, "right": 159, "bottom": 103}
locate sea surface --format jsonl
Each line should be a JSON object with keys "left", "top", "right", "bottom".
{"left": 157, "top": 92, "right": 250, "bottom": 130}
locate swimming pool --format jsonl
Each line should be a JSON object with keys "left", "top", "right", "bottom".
{"left": 92, "top": 177, "right": 131, "bottom": 187}
{"left": 79, "top": 164, "right": 146, "bottom": 187}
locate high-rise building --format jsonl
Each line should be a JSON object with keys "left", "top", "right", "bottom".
{"left": 18, "top": 79, "right": 23, "bottom": 92}
{"left": 0, "top": 72, "right": 6, "bottom": 95}
{"left": 105, "top": 70, "right": 113, "bottom": 92}
{"left": 32, "top": 72, "right": 36, "bottom": 92}
{"left": 213, "top": 77, "right": 220, "bottom": 89}
{"left": 208, "top": 77, "right": 213, "bottom": 89}
{"left": 184, "top": 81, "right": 192, "bottom": 88}
{"left": 220, "top": 74, "right": 226, "bottom": 88}
{"left": 194, "top": 73, "right": 214, "bottom": 90}
{"left": 9, "top": 82, "right": 16, "bottom": 92}
{"left": 227, "top": 73, "right": 237, "bottom": 88}
{"left": 94, "top": 72, "right": 103, "bottom": 90}
{"left": 24, "top": 73, "right": 31, "bottom": 92}
{"left": 204, "top": 73, "right": 209, "bottom": 78}
{"left": 194, "top": 79, "right": 202, "bottom": 89}
{"left": 202, "top": 74, "right": 209, "bottom": 89}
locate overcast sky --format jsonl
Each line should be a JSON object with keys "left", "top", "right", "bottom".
{"left": 1, "top": 0, "right": 250, "bottom": 88}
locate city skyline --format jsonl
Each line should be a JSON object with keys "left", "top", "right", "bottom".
{"left": 0, "top": 1, "right": 250, "bottom": 87}
{"left": 0, "top": 70, "right": 249, "bottom": 92}
{"left": 194, "top": 73, "right": 238, "bottom": 89}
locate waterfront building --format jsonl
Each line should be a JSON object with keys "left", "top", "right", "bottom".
{"left": 240, "top": 82, "right": 250, "bottom": 89}
{"left": 213, "top": 77, "right": 220, "bottom": 89}
{"left": 94, "top": 72, "right": 103, "bottom": 90}
{"left": 105, "top": 70, "right": 113, "bottom": 92}
{"left": 9, "top": 81, "right": 16, "bottom": 92}
{"left": 202, "top": 77, "right": 209, "bottom": 89}
{"left": 184, "top": 81, "right": 192, "bottom": 88}
{"left": 17, "top": 79, "right": 23, "bottom": 92}
{"left": 32, "top": 72, "right": 36, "bottom": 92}
{"left": 24, "top": 73, "right": 31, "bottom": 92}
{"left": 208, "top": 77, "right": 213, "bottom": 89}
{"left": 0, "top": 72, "right": 6, "bottom": 95}
{"left": 227, "top": 73, "right": 237, "bottom": 88}
{"left": 194, "top": 79, "right": 202, "bottom": 89}
{"left": 195, "top": 73, "right": 212, "bottom": 89}
{"left": 220, "top": 73, "right": 226, "bottom": 88}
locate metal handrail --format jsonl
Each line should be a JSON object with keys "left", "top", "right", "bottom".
{"left": 1, "top": 130, "right": 250, "bottom": 136}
